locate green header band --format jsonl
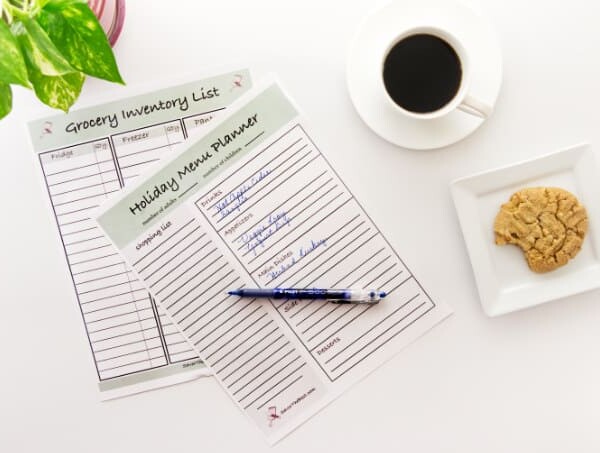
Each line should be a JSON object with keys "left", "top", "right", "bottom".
{"left": 28, "top": 70, "right": 251, "bottom": 151}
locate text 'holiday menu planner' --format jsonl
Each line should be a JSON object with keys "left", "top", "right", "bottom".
{"left": 28, "top": 69, "right": 252, "bottom": 399}
{"left": 95, "top": 78, "right": 452, "bottom": 442}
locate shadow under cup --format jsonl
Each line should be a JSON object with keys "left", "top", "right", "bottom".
{"left": 382, "top": 33, "right": 463, "bottom": 115}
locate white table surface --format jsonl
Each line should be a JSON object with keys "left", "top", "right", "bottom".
{"left": 2, "top": 0, "right": 600, "bottom": 451}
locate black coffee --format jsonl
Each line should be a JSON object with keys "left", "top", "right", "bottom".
{"left": 383, "top": 33, "right": 462, "bottom": 113}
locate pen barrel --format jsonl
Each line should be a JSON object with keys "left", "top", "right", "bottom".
{"left": 237, "top": 288, "right": 279, "bottom": 298}
{"left": 234, "top": 288, "right": 384, "bottom": 302}
{"left": 272, "top": 288, "right": 349, "bottom": 299}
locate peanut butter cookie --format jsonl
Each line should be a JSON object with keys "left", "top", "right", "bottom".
{"left": 494, "top": 187, "right": 588, "bottom": 273}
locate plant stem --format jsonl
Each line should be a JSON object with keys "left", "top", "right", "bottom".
{"left": 27, "top": 0, "right": 38, "bottom": 15}
{"left": 2, "top": 0, "right": 32, "bottom": 23}
{"left": 1, "top": 0, "right": 14, "bottom": 23}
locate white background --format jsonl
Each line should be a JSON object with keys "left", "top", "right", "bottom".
{"left": 2, "top": 0, "right": 600, "bottom": 451}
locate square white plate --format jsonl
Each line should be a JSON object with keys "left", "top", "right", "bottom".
{"left": 450, "top": 143, "right": 600, "bottom": 317}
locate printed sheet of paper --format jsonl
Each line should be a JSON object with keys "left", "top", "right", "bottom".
{"left": 95, "top": 78, "right": 452, "bottom": 441}
{"left": 28, "top": 69, "right": 252, "bottom": 399}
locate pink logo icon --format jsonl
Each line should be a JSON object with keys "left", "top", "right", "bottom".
{"left": 267, "top": 406, "right": 280, "bottom": 427}
{"left": 40, "top": 121, "right": 53, "bottom": 138}
{"left": 231, "top": 74, "right": 244, "bottom": 91}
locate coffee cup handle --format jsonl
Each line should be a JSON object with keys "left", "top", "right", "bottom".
{"left": 458, "top": 94, "right": 492, "bottom": 119}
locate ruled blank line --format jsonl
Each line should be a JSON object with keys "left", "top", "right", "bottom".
{"left": 215, "top": 326, "right": 279, "bottom": 375}
{"left": 330, "top": 301, "right": 427, "bottom": 374}
{"left": 205, "top": 311, "right": 268, "bottom": 361}
{"left": 143, "top": 233, "right": 207, "bottom": 280}
{"left": 178, "top": 182, "right": 199, "bottom": 199}
{"left": 248, "top": 363, "right": 306, "bottom": 410}
{"left": 62, "top": 226, "right": 98, "bottom": 237}
{"left": 72, "top": 260, "right": 125, "bottom": 276}
{"left": 200, "top": 304, "right": 261, "bottom": 353}
{"left": 48, "top": 168, "right": 116, "bottom": 187}
{"left": 96, "top": 345, "right": 163, "bottom": 363}
{"left": 93, "top": 335, "right": 159, "bottom": 353}
{"left": 88, "top": 316, "right": 155, "bottom": 335}
{"left": 220, "top": 335, "right": 286, "bottom": 382}
{"left": 45, "top": 158, "right": 113, "bottom": 177}
{"left": 119, "top": 158, "right": 160, "bottom": 170}
{"left": 52, "top": 178, "right": 119, "bottom": 197}
{"left": 117, "top": 142, "right": 175, "bottom": 159}
{"left": 182, "top": 288, "right": 244, "bottom": 335}
{"left": 245, "top": 131, "right": 265, "bottom": 147}
{"left": 54, "top": 190, "right": 117, "bottom": 207}
{"left": 232, "top": 348, "right": 294, "bottom": 396}
{"left": 56, "top": 204, "right": 100, "bottom": 217}
{"left": 154, "top": 247, "right": 218, "bottom": 293}
{"left": 165, "top": 261, "right": 228, "bottom": 311}
{"left": 77, "top": 270, "right": 133, "bottom": 286}
{"left": 99, "top": 354, "right": 164, "bottom": 373}
{"left": 179, "top": 285, "right": 242, "bottom": 326}
{"left": 83, "top": 297, "right": 150, "bottom": 315}
{"left": 184, "top": 278, "right": 247, "bottom": 340}
{"left": 70, "top": 252, "right": 119, "bottom": 266}
{"left": 81, "top": 288, "right": 147, "bottom": 305}
{"left": 65, "top": 235, "right": 105, "bottom": 247}
{"left": 67, "top": 243, "right": 112, "bottom": 257}
{"left": 255, "top": 374, "right": 304, "bottom": 411}
{"left": 228, "top": 340, "right": 290, "bottom": 388}
{"left": 210, "top": 319, "right": 275, "bottom": 367}
{"left": 138, "top": 225, "right": 204, "bottom": 276}
{"left": 133, "top": 218, "right": 195, "bottom": 266}
{"left": 91, "top": 325, "right": 158, "bottom": 345}
{"left": 238, "top": 355, "right": 301, "bottom": 403}
{"left": 325, "top": 294, "right": 420, "bottom": 365}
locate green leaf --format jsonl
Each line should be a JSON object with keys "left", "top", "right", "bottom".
{"left": 37, "top": 1, "right": 124, "bottom": 84}
{"left": 28, "top": 66, "right": 84, "bottom": 111}
{"left": 0, "top": 20, "right": 30, "bottom": 87}
{"left": 0, "top": 82, "right": 12, "bottom": 119}
{"left": 13, "top": 17, "right": 75, "bottom": 76}
{"left": 41, "top": 0, "right": 87, "bottom": 7}
{"left": 35, "top": 0, "right": 87, "bottom": 14}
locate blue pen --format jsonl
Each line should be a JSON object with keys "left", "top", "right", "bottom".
{"left": 227, "top": 288, "right": 386, "bottom": 304}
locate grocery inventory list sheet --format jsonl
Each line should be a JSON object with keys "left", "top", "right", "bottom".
{"left": 96, "top": 79, "right": 451, "bottom": 442}
{"left": 28, "top": 69, "right": 252, "bottom": 399}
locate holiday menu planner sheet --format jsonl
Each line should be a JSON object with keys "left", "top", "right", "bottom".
{"left": 95, "top": 78, "right": 452, "bottom": 442}
{"left": 28, "top": 69, "right": 252, "bottom": 399}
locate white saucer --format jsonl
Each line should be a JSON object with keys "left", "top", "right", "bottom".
{"left": 346, "top": 0, "right": 502, "bottom": 150}
{"left": 450, "top": 144, "right": 600, "bottom": 316}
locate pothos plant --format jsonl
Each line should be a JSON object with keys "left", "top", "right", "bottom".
{"left": 0, "top": 0, "right": 123, "bottom": 120}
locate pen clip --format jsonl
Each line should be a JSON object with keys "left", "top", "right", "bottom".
{"left": 331, "top": 299, "right": 380, "bottom": 305}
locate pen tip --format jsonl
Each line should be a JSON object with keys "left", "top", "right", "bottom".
{"left": 228, "top": 290, "right": 241, "bottom": 296}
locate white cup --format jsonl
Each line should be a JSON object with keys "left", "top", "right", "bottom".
{"left": 381, "top": 27, "right": 491, "bottom": 120}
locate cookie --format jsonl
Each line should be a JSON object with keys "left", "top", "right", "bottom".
{"left": 493, "top": 187, "right": 588, "bottom": 273}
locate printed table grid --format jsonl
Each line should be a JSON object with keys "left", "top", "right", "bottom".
{"left": 38, "top": 117, "right": 210, "bottom": 382}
